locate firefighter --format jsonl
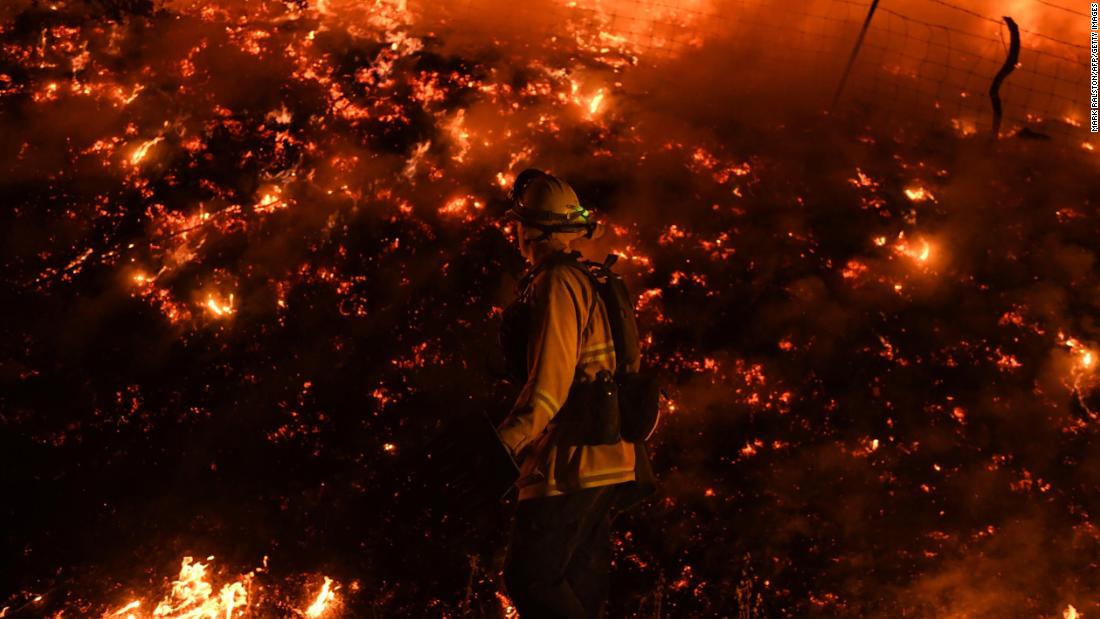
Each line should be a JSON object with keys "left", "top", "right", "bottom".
{"left": 497, "top": 169, "right": 655, "bottom": 618}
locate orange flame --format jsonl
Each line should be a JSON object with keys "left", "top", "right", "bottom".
{"left": 109, "top": 600, "right": 141, "bottom": 617}
{"left": 903, "top": 186, "right": 934, "bottom": 202}
{"left": 495, "top": 591, "right": 518, "bottom": 619}
{"left": 893, "top": 235, "right": 933, "bottom": 265}
{"left": 129, "top": 137, "right": 164, "bottom": 166}
{"left": 205, "top": 293, "right": 235, "bottom": 317}
{"left": 103, "top": 557, "right": 341, "bottom": 618}
{"left": 131, "top": 556, "right": 251, "bottom": 619}
{"left": 305, "top": 576, "right": 337, "bottom": 618}
{"left": 587, "top": 88, "right": 606, "bottom": 117}
{"left": 1061, "top": 334, "right": 1095, "bottom": 371}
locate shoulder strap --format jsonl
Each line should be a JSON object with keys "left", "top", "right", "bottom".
{"left": 586, "top": 255, "right": 642, "bottom": 375}
{"left": 564, "top": 254, "right": 633, "bottom": 376}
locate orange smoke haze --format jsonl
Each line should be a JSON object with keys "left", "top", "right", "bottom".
{"left": 0, "top": 0, "right": 1097, "bottom": 617}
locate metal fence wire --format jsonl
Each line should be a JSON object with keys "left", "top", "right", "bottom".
{"left": 409, "top": 0, "right": 1092, "bottom": 141}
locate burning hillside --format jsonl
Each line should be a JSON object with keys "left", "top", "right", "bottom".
{"left": 1, "top": 0, "right": 1098, "bottom": 617}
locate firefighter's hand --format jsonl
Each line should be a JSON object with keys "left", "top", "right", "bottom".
{"left": 428, "top": 411, "right": 519, "bottom": 508}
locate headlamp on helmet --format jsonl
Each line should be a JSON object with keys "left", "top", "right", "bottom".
{"left": 506, "top": 169, "right": 597, "bottom": 240}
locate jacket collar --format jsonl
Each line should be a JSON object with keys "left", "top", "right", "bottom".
{"left": 517, "top": 250, "right": 581, "bottom": 296}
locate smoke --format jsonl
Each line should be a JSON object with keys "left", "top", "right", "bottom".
{"left": 1, "top": 0, "right": 1098, "bottom": 616}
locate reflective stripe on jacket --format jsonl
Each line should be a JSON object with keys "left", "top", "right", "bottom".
{"left": 496, "top": 254, "right": 636, "bottom": 500}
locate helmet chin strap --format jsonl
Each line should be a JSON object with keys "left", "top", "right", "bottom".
{"left": 525, "top": 221, "right": 597, "bottom": 242}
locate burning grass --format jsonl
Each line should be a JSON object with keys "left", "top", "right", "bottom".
{"left": 0, "top": 0, "right": 1098, "bottom": 617}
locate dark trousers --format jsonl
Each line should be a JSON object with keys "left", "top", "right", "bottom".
{"left": 503, "top": 484, "right": 621, "bottom": 619}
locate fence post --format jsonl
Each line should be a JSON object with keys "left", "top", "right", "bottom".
{"left": 989, "top": 16, "right": 1021, "bottom": 139}
{"left": 831, "top": 0, "right": 882, "bottom": 110}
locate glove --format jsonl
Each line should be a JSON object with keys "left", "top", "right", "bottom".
{"left": 428, "top": 411, "right": 520, "bottom": 509}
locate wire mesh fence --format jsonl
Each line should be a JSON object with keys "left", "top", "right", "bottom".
{"left": 847, "top": 0, "right": 1090, "bottom": 139}
{"left": 408, "top": 0, "right": 1093, "bottom": 141}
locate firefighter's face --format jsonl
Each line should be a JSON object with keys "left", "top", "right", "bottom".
{"left": 516, "top": 222, "right": 537, "bottom": 262}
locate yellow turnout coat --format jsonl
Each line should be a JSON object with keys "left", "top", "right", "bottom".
{"left": 497, "top": 253, "right": 641, "bottom": 501}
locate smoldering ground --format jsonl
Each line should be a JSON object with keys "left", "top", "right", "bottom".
{"left": 0, "top": 0, "right": 1097, "bottom": 616}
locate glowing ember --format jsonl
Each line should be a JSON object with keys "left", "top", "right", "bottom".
{"left": 1061, "top": 334, "right": 1096, "bottom": 371}
{"left": 110, "top": 600, "right": 141, "bottom": 616}
{"left": 205, "top": 294, "right": 235, "bottom": 317}
{"left": 439, "top": 195, "right": 484, "bottom": 221}
{"left": 893, "top": 234, "right": 933, "bottom": 265}
{"left": 903, "top": 186, "right": 934, "bottom": 202}
{"left": 254, "top": 188, "right": 288, "bottom": 214}
{"left": 129, "top": 137, "right": 164, "bottom": 166}
{"left": 950, "top": 118, "right": 978, "bottom": 137}
{"left": 587, "top": 88, "right": 606, "bottom": 117}
{"left": 3, "top": 0, "right": 1097, "bottom": 617}
{"left": 495, "top": 591, "right": 518, "bottom": 619}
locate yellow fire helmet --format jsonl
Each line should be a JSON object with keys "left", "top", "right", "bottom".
{"left": 506, "top": 168, "right": 596, "bottom": 241}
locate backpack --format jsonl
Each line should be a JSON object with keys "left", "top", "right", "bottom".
{"left": 577, "top": 254, "right": 661, "bottom": 442}
{"left": 499, "top": 252, "right": 661, "bottom": 442}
